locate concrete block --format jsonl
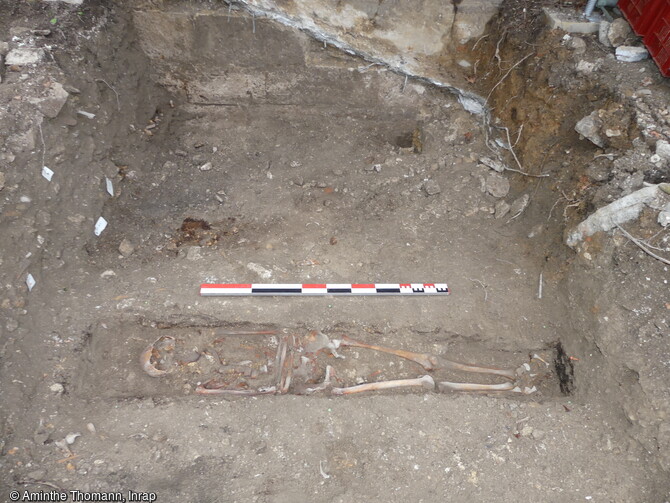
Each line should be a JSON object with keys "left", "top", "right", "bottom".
{"left": 544, "top": 8, "right": 600, "bottom": 34}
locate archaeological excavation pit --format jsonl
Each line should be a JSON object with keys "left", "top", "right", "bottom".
{"left": 1, "top": 1, "right": 669, "bottom": 501}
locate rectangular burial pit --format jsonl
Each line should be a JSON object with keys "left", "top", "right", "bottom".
{"left": 74, "top": 319, "right": 561, "bottom": 400}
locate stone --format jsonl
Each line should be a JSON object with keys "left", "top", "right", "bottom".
{"left": 615, "top": 46, "right": 649, "bottom": 62}
{"left": 423, "top": 180, "right": 441, "bottom": 196}
{"left": 509, "top": 194, "right": 530, "bottom": 217}
{"left": 42, "top": 0, "right": 84, "bottom": 4}
{"left": 608, "top": 18, "right": 632, "bottom": 47}
{"left": 658, "top": 203, "right": 670, "bottom": 227}
{"left": 5, "top": 48, "right": 45, "bottom": 66}
{"left": 0, "top": 172, "right": 4, "bottom": 191}
{"left": 598, "top": 21, "right": 612, "bottom": 47}
{"left": 575, "top": 112, "right": 605, "bottom": 148}
{"left": 569, "top": 37, "right": 586, "bottom": 54}
{"left": 531, "top": 429, "right": 546, "bottom": 441}
{"left": 544, "top": 8, "right": 600, "bottom": 34}
{"left": 185, "top": 246, "right": 202, "bottom": 261}
{"left": 247, "top": 262, "right": 272, "bottom": 280}
{"left": 118, "top": 238, "right": 135, "bottom": 257}
{"left": 576, "top": 60, "right": 595, "bottom": 74}
{"left": 49, "top": 383, "right": 64, "bottom": 394}
{"left": 6, "top": 319, "right": 18, "bottom": 332}
{"left": 520, "top": 425, "right": 533, "bottom": 437}
{"left": 0, "top": 41, "right": 9, "bottom": 56}
{"left": 479, "top": 156, "right": 505, "bottom": 173}
{"left": 656, "top": 140, "right": 670, "bottom": 162}
{"left": 34, "top": 82, "right": 70, "bottom": 119}
{"left": 484, "top": 173, "right": 510, "bottom": 198}
{"left": 199, "top": 162, "right": 212, "bottom": 171}
{"left": 494, "top": 200, "right": 510, "bottom": 219}
{"left": 26, "top": 469, "right": 48, "bottom": 480}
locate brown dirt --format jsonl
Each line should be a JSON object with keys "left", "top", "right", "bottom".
{"left": 1, "top": 1, "right": 669, "bottom": 502}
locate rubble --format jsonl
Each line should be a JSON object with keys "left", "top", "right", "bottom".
{"left": 423, "top": 180, "right": 441, "bottom": 196}
{"left": 615, "top": 46, "right": 649, "bottom": 62}
{"left": 607, "top": 18, "right": 632, "bottom": 47}
{"left": 575, "top": 112, "right": 605, "bottom": 148}
{"left": 5, "top": 48, "right": 45, "bottom": 66}
{"left": 484, "top": 173, "right": 510, "bottom": 198}
{"left": 566, "top": 184, "right": 670, "bottom": 247}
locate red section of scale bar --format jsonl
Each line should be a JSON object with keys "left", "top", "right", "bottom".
{"left": 201, "top": 284, "right": 252, "bottom": 289}
{"left": 302, "top": 284, "right": 327, "bottom": 288}
{"left": 352, "top": 284, "right": 375, "bottom": 288}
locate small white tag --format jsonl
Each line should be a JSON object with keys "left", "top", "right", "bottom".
{"left": 94, "top": 216, "right": 108, "bottom": 236}
{"left": 26, "top": 273, "right": 36, "bottom": 291}
{"left": 105, "top": 177, "right": 114, "bottom": 196}
{"left": 42, "top": 166, "right": 54, "bottom": 181}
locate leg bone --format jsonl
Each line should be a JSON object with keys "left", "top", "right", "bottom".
{"left": 332, "top": 374, "right": 435, "bottom": 396}
{"left": 339, "top": 335, "right": 515, "bottom": 380}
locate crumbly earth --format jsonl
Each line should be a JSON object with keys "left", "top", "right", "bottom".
{"left": 0, "top": 1, "right": 669, "bottom": 502}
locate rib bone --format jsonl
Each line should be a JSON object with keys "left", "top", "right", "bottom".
{"left": 331, "top": 374, "right": 435, "bottom": 395}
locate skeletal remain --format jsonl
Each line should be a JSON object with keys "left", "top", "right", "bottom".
{"left": 339, "top": 335, "right": 516, "bottom": 380}
{"left": 332, "top": 374, "right": 435, "bottom": 395}
{"left": 304, "top": 365, "right": 333, "bottom": 394}
{"left": 139, "top": 336, "right": 176, "bottom": 377}
{"left": 438, "top": 381, "right": 516, "bottom": 393}
{"left": 195, "top": 383, "right": 277, "bottom": 396}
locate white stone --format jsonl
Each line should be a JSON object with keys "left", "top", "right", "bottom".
{"left": 658, "top": 203, "right": 670, "bottom": 227}
{"left": 598, "top": 21, "right": 612, "bottom": 47}
{"left": 656, "top": 140, "right": 670, "bottom": 161}
{"left": 247, "top": 262, "right": 272, "bottom": 279}
{"left": 615, "top": 46, "right": 649, "bottom": 62}
{"left": 5, "top": 48, "right": 44, "bottom": 66}
{"left": 575, "top": 113, "right": 605, "bottom": 148}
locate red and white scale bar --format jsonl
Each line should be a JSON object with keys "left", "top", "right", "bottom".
{"left": 200, "top": 283, "right": 449, "bottom": 296}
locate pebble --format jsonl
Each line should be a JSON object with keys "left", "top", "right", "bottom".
{"left": 26, "top": 469, "right": 47, "bottom": 480}
{"left": 247, "top": 262, "right": 272, "bottom": 279}
{"left": 520, "top": 425, "right": 533, "bottom": 437}
{"left": 509, "top": 194, "right": 530, "bottom": 217}
{"left": 494, "top": 200, "right": 510, "bottom": 219}
{"left": 100, "top": 270, "right": 116, "bottom": 279}
{"left": 185, "top": 246, "right": 202, "bottom": 261}
{"left": 531, "top": 429, "right": 546, "bottom": 441}
{"left": 6, "top": 318, "right": 18, "bottom": 332}
{"left": 118, "top": 238, "right": 135, "bottom": 257}
{"left": 49, "top": 383, "right": 65, "bottom": 394}
{"left": 484, "top": 174, "right": 510, "bottom": 198}
{"left": 423, "top": 180, "right": 441, "bottom": 196}
{"left": 0, "top": 171, "right": 5, "bottom": 191}
{"left": 199, "top": 162, "right": 212, "bottom": 171}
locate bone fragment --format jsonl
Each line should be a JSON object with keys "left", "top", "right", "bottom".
{"left": 195, "top": 384, "right": 277, "bottom": 396}
{"left": 438, "top": 381, "right": 515, "bottom": 392}
{"left": 331, "top": 375, "right": 435, "bottom": 395}
{"left": 139, "top": 336, "right": 175, "bottom": 377}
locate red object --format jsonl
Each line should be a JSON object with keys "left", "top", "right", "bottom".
{"left": 619, "top": 0, "right": 670, "bottom": 76}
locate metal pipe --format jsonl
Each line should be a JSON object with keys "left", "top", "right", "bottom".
{"left": 584, "top": 0, "right": 598, "bottom": 17}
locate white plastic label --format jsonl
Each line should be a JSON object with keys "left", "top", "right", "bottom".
{"left": 105, "top": 177, "right": 114, "bottom": 196}
{"left": 26, "top": 273, "right": 36, "bottom": 291}
{"left": 94, "top": 217, "right": 108, "bottom": 236}
{"left": 42, "top": 166, "right": 54, "bottom": 181}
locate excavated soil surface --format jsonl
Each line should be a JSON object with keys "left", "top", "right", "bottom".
{"left": 1, "top": 1, "right": 669, "bottom": 502}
